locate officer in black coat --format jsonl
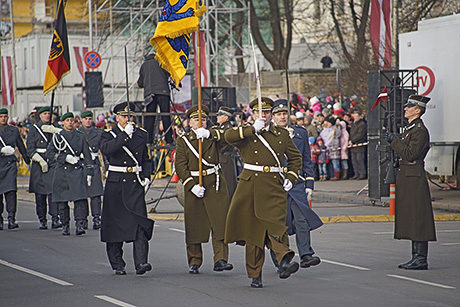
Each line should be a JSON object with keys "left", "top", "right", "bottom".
{"left": 45, "top": 112, "right": 93, "bottom": 236}
{"left": 100, "top": 102, "right": 154, "bottom": 275}
{"left": 0, "top": 108, "right": 30, "bottom": 230}
{"left": 27, "top": 106, "right": 61, "bottom": 230}
{"left": 78, "top": 110, "right": 104, "bottom": 230}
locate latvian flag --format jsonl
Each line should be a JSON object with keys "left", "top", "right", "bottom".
{"left": 370, "top": 0, "right": 392, "bottom": 69}
{"left": 73, "top": 46, "right": 89, "bottom": 81}
{"left": 371, "top": 88, "right": 388, "bottom": 111}
{"left": 1, "top": 56, "right": 14, "bottom": 106}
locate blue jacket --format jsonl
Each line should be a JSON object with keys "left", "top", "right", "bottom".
{"left": 286, "top": 125, "right": 323, "bottom": 235}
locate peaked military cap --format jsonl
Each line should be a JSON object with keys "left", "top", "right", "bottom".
{"left": 216, "top": 106, "right": 234, "bottom": 117}
{"left": 0, "top": 108, "right": 8, "bottom": 115}
{"left": 249, "top": 97, "right": 274, "bottom": 111}
{"left": 186, "top": 104, "right": 209, "bottom": 118}
{"left": 405, "top": 95, "right": 431, "bottom": 108}
{"left": 81, "top": 110, "right": 93, "bottom": 118}
{"left": 113, "top": 102, "right": 135, "bottom": 115}
{"left": 61, "top": 112, "right": 74, "bottom": 121}
{"left": 272, "top": 99, "right": 289, "bottom": 114}
{"left": 38, "top": 106, "right": 50, "bottom": 115}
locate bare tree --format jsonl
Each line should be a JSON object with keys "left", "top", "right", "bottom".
{"left": 249, "top": 0, "right": 294, "bottom": 70}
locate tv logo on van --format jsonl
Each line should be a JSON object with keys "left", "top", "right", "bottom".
{"left": 415, "top": 66, "right": 435, "bottom": 96}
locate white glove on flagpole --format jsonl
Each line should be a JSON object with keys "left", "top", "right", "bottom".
{"left": 1, "top": 145, "right": 15, "bottom": 156}
{"left": 253, "top": 119, "right": 265, "bottom": 133}
{"left": 65, "top": 155, "right": 78, "bottom": 164}
{"left": 191, "top": 184, "right": 206, "bottom": 198}
{"left": 283, "top": 179, "right": 293, "bottom": 192}
{"left": 195, "top": 127, "right": 211, "bottom": 140}
{"left": 124, "top": 123, "right": 134, "bottom": 138}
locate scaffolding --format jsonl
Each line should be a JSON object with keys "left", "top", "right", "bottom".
{"left": 94, "top": 0, "right": 251, "bottom": 108}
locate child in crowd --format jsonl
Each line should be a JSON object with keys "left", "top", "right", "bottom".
{"left": 316, "top": 138, "right": 329, "bottom": 181}
{"left": 309, "top": 137, "right": 321, "bottom": 181}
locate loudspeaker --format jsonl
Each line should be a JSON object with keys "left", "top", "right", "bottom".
{"left": 85, "top": 72, "right": 104, "bottom": 108}
{"left": 193, "top": 87, "right": 236, "bottom": 112}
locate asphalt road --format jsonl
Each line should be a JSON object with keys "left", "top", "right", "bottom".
{"left": 1, "top": 200, "right": 459, "bottom": 307}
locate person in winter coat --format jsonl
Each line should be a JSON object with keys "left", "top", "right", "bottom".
{"left": 319, "top": 117, "right": 341, "bottom": 180}
{"left": 316, "top": 138, "right": 329, "bottom": 181}
{"left": 339, "top": 121, "right": 349, "bottom": 179}
{"left": 309, "top": 137, "right": 320, "bottom": 181}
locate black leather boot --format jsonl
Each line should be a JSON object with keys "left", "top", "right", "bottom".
{"left": 213, "top": 260, "right": 234, "bottom": 272}
{"left": 93, "top": 216, "right": 101, "bottom": 230}
{"left": 39, "top": 219, "right": 48, "bottom": 230}
{"left": 75, "top": 220, "right": 86, "bottom": 235}
{"left": 278, "top": 254, "right": 299, "bottom": 279}
{"left": 62, "top": 224, "right": 70, "bottom": 236}
{"left": 404, "top": 241, "right": 428, "bottom": 270}
{"left": 51, "top": 217, "right": 62, "bottom": 229}
{"left": 82, "top": 219, "right": 88, "bottom": 230}
{"left": 398, "top": 241, "right": 416, "bottom": 269}
{"left": 8, "top": 217, "right": 19, "bottom": 229}
{"left": 251, "top": 275, "right": 263, "bottom": 288}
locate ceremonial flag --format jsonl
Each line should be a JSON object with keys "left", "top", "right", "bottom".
{"left": 370, "top": 0, "right": 392, "bottom": 69}
{"left": 1, "top": 56, "right": 14, "bottom": 106}
{"left": 192, "top": 30, "right": 208, "bottom": 87}
{"left": 43, "top": 0, "right": 70, "bottom": 95}
{"left": 150, "top": 0, "right": 207, "bottom": 86}
{"left": 371, "top": 87, "right": 388, "bottom": 111}
{"left": 73, "top": 46, "right": 89, "bottom": 81}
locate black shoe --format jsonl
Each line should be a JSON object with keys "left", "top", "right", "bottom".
{"left": 83, "top": 219, "right": 88, "bottom": 230}
{"left": 51, "top": 218, "right": 62, "bottom": 229}
{"left": 250, "top": 276, "right": 263, "bottom": 288}
{"left": 300, "top": 255, "right": 321, "bottom": 268}
{"left": 93, "top": 216, "right": 101, "bottom": 230}
{"left": 136, "top": 263, "right": 152, "bottom": 275}
{"left": 115, "top": 267, "right": 127, "bottom": 275}
{"left": 213, "top": 260, "right": 233, "bottom": 272}
{"left": 62, "top": 225, "right": 70, "bottom": 236}
{"left": 279, "top": 257, "right": 299, "bottom": 279}
{"left": 189, "top": 265, "right": 200, "bottom": 274}
{"left": 39, "top": 220, "right": 48, "bottom": 230}
{"left": 398, "top": 257, "right": 416, "bottom": 269}
{"left": 8, "top": 218, "right": 19, "bottom": 229}
{"left": 75, "top": 225, "right": 86, "bottom": 236}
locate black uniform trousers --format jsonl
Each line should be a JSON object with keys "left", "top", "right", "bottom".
{"left": 83, "top": 196, "right": 102, "bottom": 218}
{"left": 35, "top": 194, "right": 59, "bottom": 222}
{"left": 56, "top": 199, "right": 88, "bottom": 226}
{"left": 0, "top": 191, "right": 17, "bottom": 219}
{"left": 144, "top": 94, "right": 173, "bottom": 144}
{"left": 106, "top": 225, "right": 150, "bottom": 270}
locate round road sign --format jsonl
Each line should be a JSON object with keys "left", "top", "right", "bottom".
{"left": 84, "top": 51, "right": 102, "bottom": 69}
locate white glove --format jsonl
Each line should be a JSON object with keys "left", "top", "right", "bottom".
{"left": 32, "top": 153, "right": 48, "bottom": 173}
{"left": 283, "top": 179, "right": 293, "bottom": 192}
{"left": 253, "top": 119, "right": 266, "bottom": 133}
{"left": 191, "top": 184, "right": 206, "bottom": 198}
{"left": 65, "top": 155, "right": 78, "bottom": 165}
{"left": 143, "top": 178, "right": 151, "bottom": 193}
{"left": 41, "top": 125, "right": 62, "bottom": 134}
{"left": 1, "top": 145, "right": 15, "bottom": 156}
{"left": 305, "top": 188, "right": 313, "bottom": 199}
{"left": 195, "top": 127, "right": 210, "bottom": 140}
{"left": 124, "top": 123, "right": 134, "bottom": 138}
{"left": 87, "top": 175, "right": 92, "bottom": 187}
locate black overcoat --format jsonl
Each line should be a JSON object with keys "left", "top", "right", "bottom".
{"left": 78, "top": 126, "right": 104, "bottom": 197}
{"left": 27, "top": 121, "right": 55, "bottom": 195}
{"left": 0, "top": 125, "right": 28, "bottom": 194}
{"left": 218, "top": 121, "right": 238, "bottom": 201}
{"left": 99, "top": 126, "right": 153, "bottom": 243}
{"left": 46, "top": 129, "right": 93, "bottom": 202}
{"left": 390, "top": 118, "right": 436, "bottom": 242}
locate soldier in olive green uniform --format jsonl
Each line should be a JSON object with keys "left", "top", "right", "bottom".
{"left": 216, "top": 106, "right": 238, "bottom": 201}
{"left": 224, "top": 97, "right": 302, "bottom": 288}
{"left": 385, "top": 95, "right": 436, "bottom": 270}
{"left": 175, "top": 105, "right": 233, "bottom": 274}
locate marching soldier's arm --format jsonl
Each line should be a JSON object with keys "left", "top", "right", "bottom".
{"left": 285, "top": 135, "right": 302, "bottom": 186}
{"left": 209, "top": 126, "right": 229, "bottom": 147}
{"left": 82, "top": 137, "right": 94, "bottom": 176}
{"left": 100, "top": 130, "right": 130, "bottom": 156}
{"left": 45, "top": 135, "right": 62, "bottom": 163}
{"left": 224, "top": 124, "right": 253, "bottom": 147}
{"left": 15, "top": 128, "right": 30, "bottom": 164}
{"left": 390, "top": 127, "right": 428, "bottom": 162}
{"left": 26, "top": 126, "right": 38, "bottom": 158}
{"left": 175, "top": 136, "right": 196, "bottom": 191}
{"left": 300, "top": 130, "right": 315, "bottom": 190}
{"left": 140, "top": 135, "right": 152, "bottom": 180}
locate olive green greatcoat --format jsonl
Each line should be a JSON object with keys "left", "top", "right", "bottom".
{"left": 390, "top": 118, "right": 436, "bottom": 242}
{"left": 224, "top": 123, "right": 302, "bottom": 249}
{"left": 175, "top": 127, "right": 229, "bottom": 244}
{"left": 218, "top": 120, "right": 238, "bottom": 201}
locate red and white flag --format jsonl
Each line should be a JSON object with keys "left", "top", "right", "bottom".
{"left": 370, "top": 0, "right": 392, "bottom": 69}
{"left": 192, "top": 30, "right": 208, "bottom": 87}
{"left": 371, "top": 88, "right": 388, "bottom": 110}
{"left": 1, "top": 56, "right": 14, "bottom": 106}
{"left": 73, "top": 46, "right": 89, "bottom": 81}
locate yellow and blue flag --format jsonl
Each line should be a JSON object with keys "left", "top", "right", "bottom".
{"left": 150, "top": 0, "right": 206, "bottom": 87}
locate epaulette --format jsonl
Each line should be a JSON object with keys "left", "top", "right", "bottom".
{"left": 294, "top": 124, "right": 307, "bottom": 131}
{"left": 75, "top": 129, "right": 84, "bottom": 134}
{"left": 416, "top": 123, "right": 422, "bottom": 128}
{"left": 177, "top": 130, "right": 185, "bottom": 138}
{"left": 104, "top": 128, "right": 112, "bottom": 132}
{"left": 138, "top": 127, "right": 148, "bottom": 133}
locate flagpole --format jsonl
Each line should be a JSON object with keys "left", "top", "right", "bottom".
{"left": 249, "top": 33, "right": 262, "bottom": 118}
{"left": 285, "top": 56, "right": 290, "bottom": 118}
{"left": 8, "top": 0, "right": 18, "bottom": 115}
{"left": 196, "top": 4, "right": 203, "bottom": 187}
{"left": 50, "top": 91, "right": 55, "bottom": 123}
{"left": 124, "top": 46, "right": 134, "bottom": 121}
